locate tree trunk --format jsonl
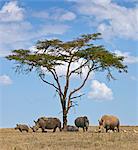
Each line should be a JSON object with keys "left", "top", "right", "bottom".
{"left": 63, "top": 108, "right": 67, "bottom": 130}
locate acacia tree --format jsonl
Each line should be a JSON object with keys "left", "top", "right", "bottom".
{"left": 6, "top": 33, "right": 127, "bottom": 129}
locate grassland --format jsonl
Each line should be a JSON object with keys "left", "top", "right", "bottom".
{"left": 0, "top": 126, "right": 138, "bottom": 150}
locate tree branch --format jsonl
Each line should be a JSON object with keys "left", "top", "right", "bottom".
{"left": 66, "top": 93, "right": 84, "bottom": 114}
{"left": 69, "top": 59, "right": 89, "bottom": 76}
{"left": 70, "top": 93, "right": 85, "bottom": 100}
{"left": 68, "top": 63, "right": 95, "bottom": 101}
{"left": 39, "top": 74, "right": 59, "bottom": 91}
{"left": 63, "top": 55, "right": 74, "bottom": 101}
{"left": 107, "top": 68, "right": 116, "bottom": 81}
{"left": 52, "top": 69, "right": 64, "bottom": 101}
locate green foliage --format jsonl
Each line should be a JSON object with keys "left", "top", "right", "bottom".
{"left": 75, "top": 46, "right": 127, "bottom": 72}
{"left": 6, "top": 33, "right": 127, "bottom": 77}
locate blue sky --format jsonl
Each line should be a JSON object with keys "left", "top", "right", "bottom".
{"left": 0, "top": 0, "right": 138, "bottom": 128}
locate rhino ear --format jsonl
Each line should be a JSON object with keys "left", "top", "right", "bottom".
{"left": 16, "top": 124, "right": 18, "bottom": 126}
{"left": 34, "top": 120, "right": 37, "bottom": 124}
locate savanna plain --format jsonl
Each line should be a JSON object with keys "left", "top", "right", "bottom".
{"left": 0, "top": 126, "right": 138, "bottom": 150}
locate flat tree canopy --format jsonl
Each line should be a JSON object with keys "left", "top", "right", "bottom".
{"left": 6, "top": 33, "right": 127, "bottom": 128}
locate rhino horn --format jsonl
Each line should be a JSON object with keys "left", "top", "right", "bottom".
{"left": 34, "top": 120, "right": 37, "bottom": 124}
{"left": 30, "top": 126, "right": 33, "bottom": 130}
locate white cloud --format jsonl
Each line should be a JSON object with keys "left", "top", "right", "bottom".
{"left": 92, "top": 0, "right": 111, "bottom": 5}
{"left": 0, "top": 22, "right": 69, "bottom": 57}
{"left": 41, "top": 58, "right": 94, "bottom": 79}
{"left": 0, "top": 22, "right": 33, "bottom": 44}
{"left": 88, "top": 80, "right": 113, "bottom": 101}
{"left": 0, "top": 21, "right": 34, "bottom": 57}
{"left": 57, "top": 59, "right": 94, "bottom": 79}
{"left": 0, "top": 2, "right": 70, "bottom": 57}
{"left": 115, "top": 50, "right": 138, "bottom": 64}
{"left": 60, "top": 11, "right": 76, "bottom": 21}
{"left": 32, "top": 9, "right": 76, "bottom": 21}
{"left": 0, "top": 22, "right": 69, "bottom": 44}
{"left": 33, "top": 47, "right": 94, "bottom": 79}
{"left": 0, "top": 75, "right": 12, "bottom": 85}
{"left": 40, "top": 24, "right": 69, "bottom": 35}
{"left": 71, "top": 0, "right": 138, "bottom": 40}
{"left": 32, "top": 11, "right": 49, "bottom": 19}
{"left": 0, "top": 1, "right": 24, "bottom": 22}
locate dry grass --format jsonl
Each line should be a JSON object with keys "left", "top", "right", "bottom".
{"left": 0, "top": 126, "right": 138, "bottom": 150}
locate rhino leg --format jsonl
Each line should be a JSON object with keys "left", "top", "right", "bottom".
{"left": 42, "top": 127, "right": 46, "bottom": 133}
{"left": 106, "top": 128, "right": 108, "bottom": 133}
{"left": 112, "top": 128, "right": 115, "bottom": 132}
{"left": 19, "top": 129, "right": 22, "bottom": 132}
{"left": 106, "top": 126, "right": 110, "bottom": 133}
{"left": 42, "top": 129, "right": 45, "bottom": 132}
{"left": 59, "top": 127, "right": 62, "bottom": 132}
{"left": 86, "top": 127, "right": 88, "bottom": 131}
{"left": 83, "top": 127, "right": 85, "bottom": 132}
{"left": 105, "top": 125, "right": 110, "bottom": 133}
{"left": 53, "top": 127, "right": 57, "bottom": 132}
{"left": 117, "top": 126, "right": 119, "bottom": 132}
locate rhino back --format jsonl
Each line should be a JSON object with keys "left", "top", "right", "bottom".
{"left": 38, "top": 117, "right": 61, "bottom": 129}
{"left": 75, "top": 117, "right": 86, "bottom": 128}
{"left": 103, "top": 115, "right": 119, "bottom": 127}
{"left": 45, "top": 118, "right": 61, "bottom": 129}
{"left": 22, "top": 125, "right": 29, "bottom": 129}
{"left": 15, "top": 124, "right": 29, "bottom": 131}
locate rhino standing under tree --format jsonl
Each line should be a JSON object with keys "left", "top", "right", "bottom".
{"left": 15, "top": 124, "right": 29, "bottom": 132}
{"left": 98, "top": 115, "right": 120, "bottom": 133}
{"left": 6, "top": 33, "right": 127, "bottom": 129}
{"left": 75, "top": 116, "right": 89, "bottom": 132}
{"left": 31, "top": 117, "right": 62, "bottom": 132}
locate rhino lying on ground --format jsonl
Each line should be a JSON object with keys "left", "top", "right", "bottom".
{"left": 75, "top": 116, "right": 89, "bottom": 132}
{"left": 98, "top": 115, "right": 120, "bottom": 133}
{"left": 15, "top": 124, "right": 29, "bottom": 132}
{"left": 31, "top": 117, "right": 62, "bottom": 132}
{"left": 66, "top": 125, "right": 79, "bottom": 132}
